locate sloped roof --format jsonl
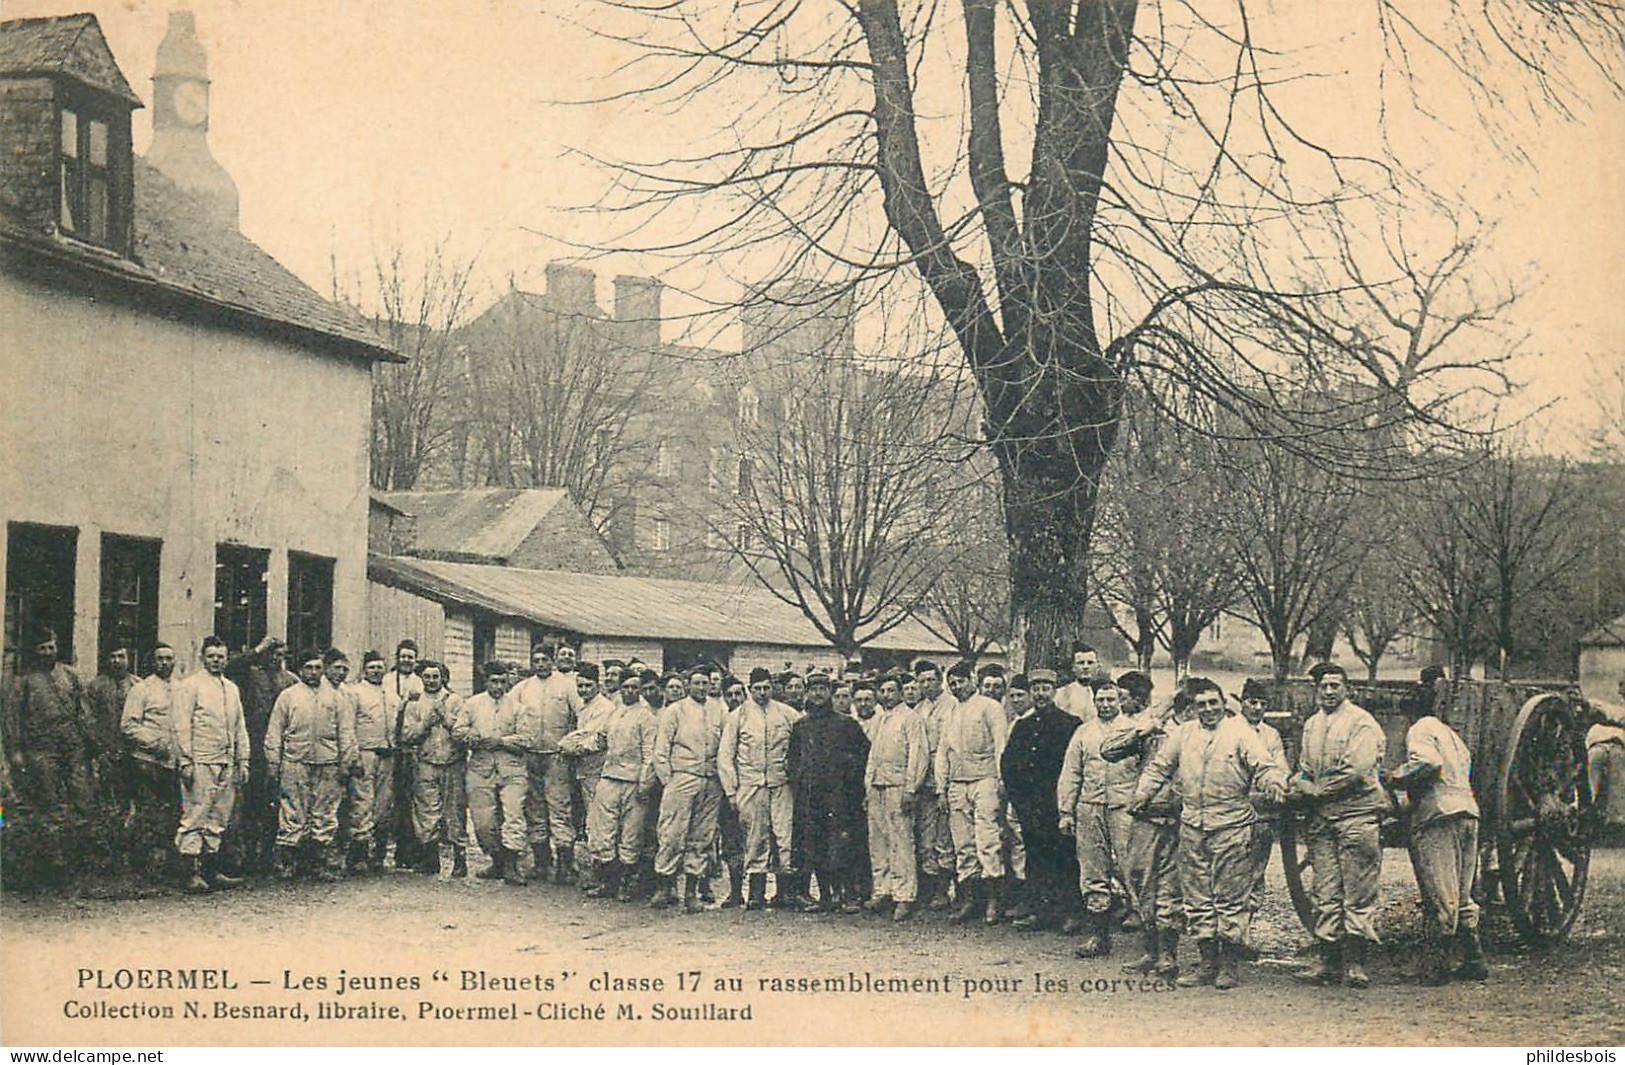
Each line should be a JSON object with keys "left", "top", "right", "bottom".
{"left": 0, "top": 159, "right": 400, "bottom": 363}
{"left": 369, "top": 554, "right": 960, "bottom": 654}
{"left": 377, "top": 489, "right": 571, "bottom": 561}
{"left": 0, "top": 14, "right": 141, "bottom": 105}
{"left": 1581, "top": 615, "right": 1625, "bottom": 649}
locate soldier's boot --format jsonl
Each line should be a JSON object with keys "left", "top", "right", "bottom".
{"left": 1453, "top": 926, "right": 1489, "bottom": 981}
{"left": 722, "top": 862, "right": 745, "bottom": 908}
{"left": 347, "top": 839, "right": 370, "bottom": 876}
{"left": 1120, "top": 909, "right": 1144, "bottom": 932}
{"left": 273, "top": 845, "right": 299, "bottom": 882}
{"left": 697, "top": 872, "right": 717, "bottom": 904}
{"left": 502, "top": 849, "right": 528, "bottom": 887}
{"left": 202, "top": 852, "right": 243, "bottom": 889}
{"left": 1073, "top": 917, "right": 1111, "bottom": 959}
{"left": 649, "top": 874, "right": 678, "bottom": 909}
{"left": 1296, "top": 939, "right": 1344, "bottom": 986}
{"left": 584, "top": 861, "right": 612, "bottom": 898}
{"left": 317, "top": 842, "right": 346, "bottom": 883}
{"left": 682, "top": 874, "right": 703, "bottom": 914}
{"left": 1214, "top": 940, "right": 1241, "bottom": 991}
{"left": 475, "top": 850, "right": 505, "bottom": 880}
{"left": 1123, "top": 928, "right": 1159, "bottom": 975}
{"left": 531, "top": 843, "right": 551, "bottom": 883}
{"left": 925, "top": 874, "right": 952, "bottom": 912}
{"left": 892, "top": 899, "right": 914, "bottom": 922}
{"left": 864, "top": 894, "right": 893, "bottom": 916}
{"left": 371, "top": 837, "right": 389, "bottom": 872}
{"left": 983, "top": 876, "right": 1003, "bottom": 926}
{"left": 1414, "top": 930, "right": 1450, "bottom": 986}
{"left": 1003, "top": 877, "right": 1032, "bottom": 920}
{"left": 746, "top": 873, "right": 769, "bottom": 911}
{"left": 183, "top": 856, "right": 212, "bottom": 894}
{"left": 418, "top": 845, "right": 442, "bottom": 876}
{"left": 1176, "top": 938, "right": 1219, "bottom": 987}
{"left": 554, "top": 845, "right": 574, "bottom": 886}
{"left": 450, "top": 845, "right": 468, "bottom": 879}
{"left": 1344, "top": 937, "right": 1371, "bottom": 990}
{"left": 950, "top": 878, "right": 981, "bottom": 924}
{"left": 1154, "top": 930, "right": 1181, "bottom": 980}
{"left": 616, "top": 863, "right": 637, "bottom": 903}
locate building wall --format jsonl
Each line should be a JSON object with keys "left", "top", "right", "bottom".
{"left": 731, "top": 642, "right": 845, "bottom": 678}
{"left": 367, "top": 581, "right": 445, "bottom": 662}
{"left": 510, "top": 502, "right": 619, "bottom": 574}
{"left": 494, "top": 619, "right": 532, "bottom": 667}
{"left": 581, "top": 636, "right": 663, "bottom": 671}
{"left": 443, "top": 611, "right": 476, "bottom": 696}
{"left": 0, "top": 271, "right": 372, "bottom": 671}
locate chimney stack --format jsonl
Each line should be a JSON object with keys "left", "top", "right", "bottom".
{"left": 613, "top": 275, "right": 664, "bottom": 351}
{"left": 544, "top": 263, "right": 598, "bottom": 314}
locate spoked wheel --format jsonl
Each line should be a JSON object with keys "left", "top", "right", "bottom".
{"left": 1496, "top": 692, "right": 1594, "bottom": 946}
{"left": 1278, "top": 815, "right": 1317, "bottom": 936}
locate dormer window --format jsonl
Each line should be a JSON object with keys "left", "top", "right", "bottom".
{"left": 57, "top": 94, "right": 129, "bottom": 251}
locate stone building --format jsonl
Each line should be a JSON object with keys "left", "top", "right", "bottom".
{"left": 0, "top": 12, "right": 397, "bottom": 673}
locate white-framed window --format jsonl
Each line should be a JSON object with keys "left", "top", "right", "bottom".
{"left": 736, "top": 523, "right": 753, "bottom": 552}
{"left": 737, "top": 385, "right": 760, "bottom": 426}
{"left": 657, "top": 439, "right": 675, "bottom": 478}
{"left": 652, "top": 515, "right": 670, "bottom": 552}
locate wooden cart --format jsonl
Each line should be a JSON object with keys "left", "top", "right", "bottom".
{"left": 1267, "top": 678, "right": 1595, "bottom": 946}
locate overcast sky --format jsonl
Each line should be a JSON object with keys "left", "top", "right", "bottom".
{"left": 8, "top": 0, "right": 1623, "bottom": 446}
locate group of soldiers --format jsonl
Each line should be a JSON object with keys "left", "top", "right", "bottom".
{"left": 3, "top": 628, "right": 1496, "bottom": 990}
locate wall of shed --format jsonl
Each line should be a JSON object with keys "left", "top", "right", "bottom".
{"left": 443, "top": 611, "right": 476, "bottom": 696}
{"left": 0, "top": 270, "right": 372, "bottom": 672}
{"left": 581, "top": 637, "right": 663, "bottom": 671}
{"left": 495, "top": 619, "right": 532, "bottom": 666}
{"left": 367, "top": 581, "right": 444, "bottom": 662}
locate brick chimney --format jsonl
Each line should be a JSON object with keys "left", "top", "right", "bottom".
{"left": 613, "top": 275, "right": 663, "bottom": 350}
{"left": 545, "top": 263, "right": 598, "bottom": 314}
{"left": 146, "top": 11, "right": 240, "bottom": 230}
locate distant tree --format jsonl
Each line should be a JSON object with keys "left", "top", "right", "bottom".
{"left": 716, "top": 356, "right": 965, "bottom": 658}
{"left": 917, "top": 475, "right": 1010, "bottom": 660}
{"left": 363, "top": 240, "right": 480, "bottom": 490}
{"left": 459, "top": 289, "right": 658, "bottom": 531}
{"left": 1340, "top": 537, "right": 1418, "bottom": 681}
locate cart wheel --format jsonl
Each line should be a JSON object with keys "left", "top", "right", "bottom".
{"left": 1278, "top": 815, "right": 1317, "bottom": 936}
{"left": 1496, "top": 692, "right": 1593, "bottom": 946}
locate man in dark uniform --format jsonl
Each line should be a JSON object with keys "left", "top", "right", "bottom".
{"left": 85, "top": 645, "right": 135, "bottom": 805}
{"left": 224, "top": 637, "right": 297, "bottom": 874}
{"left": 1002, "top": 670, "right": 1081, "bottom": 932}
{"left": 787, "top": 671, "right": 870, "bottom": 913}
{"left": 2, "top": 628, "right": 96, "bottom": 880}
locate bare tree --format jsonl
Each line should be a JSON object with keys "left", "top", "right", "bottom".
{"left": 1224, "top": 439, "right": 1365, "bottom": 681}
{"left": 916, "top": 474, "right": 1010, "bottom": 659}
{"left": 1395, "top": 474, "right": 1493, "bottom": 679}
{"left": 713, "top": 355, "right": 967, "bottom": 658}
{"left": 457, "top": 289, "right": 658, "bottom": 531}
{"left": 1341, "top": 542, "right": 1418, "bottom": 681}
{"left": 579, "top": 0, "right": 1620, "bottom": 667}
{"left": 362, "top": 240, "right": 480, "bottom": 490}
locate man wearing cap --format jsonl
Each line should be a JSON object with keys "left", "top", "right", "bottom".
{"left": 386, "top": 640, "right": 427, "bottom": 872}
{"left": 1287, "top": 662, "right": 1386, "bottom": 988}
{"left": 788, "top": 671, "right": 870, "bottom": 913}
{"left": 1386, "top": 682, "right": 1487, "bottom": 984}
{"left": 511, "top": 643, "right": 584, "bottom": 884}
{"left": 712, "top": 675, "right": 750, "bottom": 908}
{"left": 1058, "top": 680, "right": 1139, "bottom": 955}
{"left": 1239, "top": 679, "right": 1289, "bottom": 950}
{"left": 172, "top": 635, "right": 251, "bottom": 893}
{"left": 120, "top": 643, "right": 180, "bottom": 878}
{"left": 1104, "top": 673, "right": 1184, "bottom": 978}
{"left": 850, "top": 680, "right": 881, "bottom": 740}
{"left": 85, "top": 644, "right": 135, "bottom": 803}
{"left": 720, "top": 667, "right": 803, "bottom": 910}
{"left": 3, "top": 629, "right": 96, "bottom": 846}
{"left": 1054, "top": 642, "right": 1100, "bottom": 722}
{"left": 585, "top": 663, "right": 658, "bottom": 901}
{"left": 402, "top": 660, "right": 467, "bottom": 877}
{"left": 907, "top": 663, "right": 954, "bottom": 911}
{"left": 651, "top": 667, "right": 728, "bottom": 912}
{"left": 456, "top": 661, "right": 530, "bottom": 885}
{"left": 266, "top": 648, "right": 358, "bottom": 881}
{"left": 1002, "top": 670, "right": 1080, "bottom": 933}
{"left": 1133, "top": 678, "right": 1286, "bottom": 990}
{"left": 938, "top": 661, "right": 1009, "bottom": 924}
{"left": 346, "top": 650, "right": 402, "bottom": 873}
{"left": 864, "top": 672, "right": 929, "bottom": 920}
{"left": 559, "top": 663, "right": 615, "bottom": 892}
{"left": 222, "top": 636, "right": 298, "bottom": 876}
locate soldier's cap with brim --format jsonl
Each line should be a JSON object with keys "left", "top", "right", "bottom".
{"left": 1028, "top": 668, "right": 1059, "bottom": 685}
{"left": 806, "top": 672, "right": 833, "bottom": 688}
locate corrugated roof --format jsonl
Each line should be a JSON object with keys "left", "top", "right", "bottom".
{"left": 377, "top": 489, "right": 570, "bottom": 561}
{"left": 0, "top": 14, "right": 141, "bottom": 105}
{"left": 369, "top": 554, "right": 959, "bottom": 654}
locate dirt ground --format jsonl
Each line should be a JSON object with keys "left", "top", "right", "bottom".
{"left": 2, "top": 844, "right": 1621, "bottom": 1047}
